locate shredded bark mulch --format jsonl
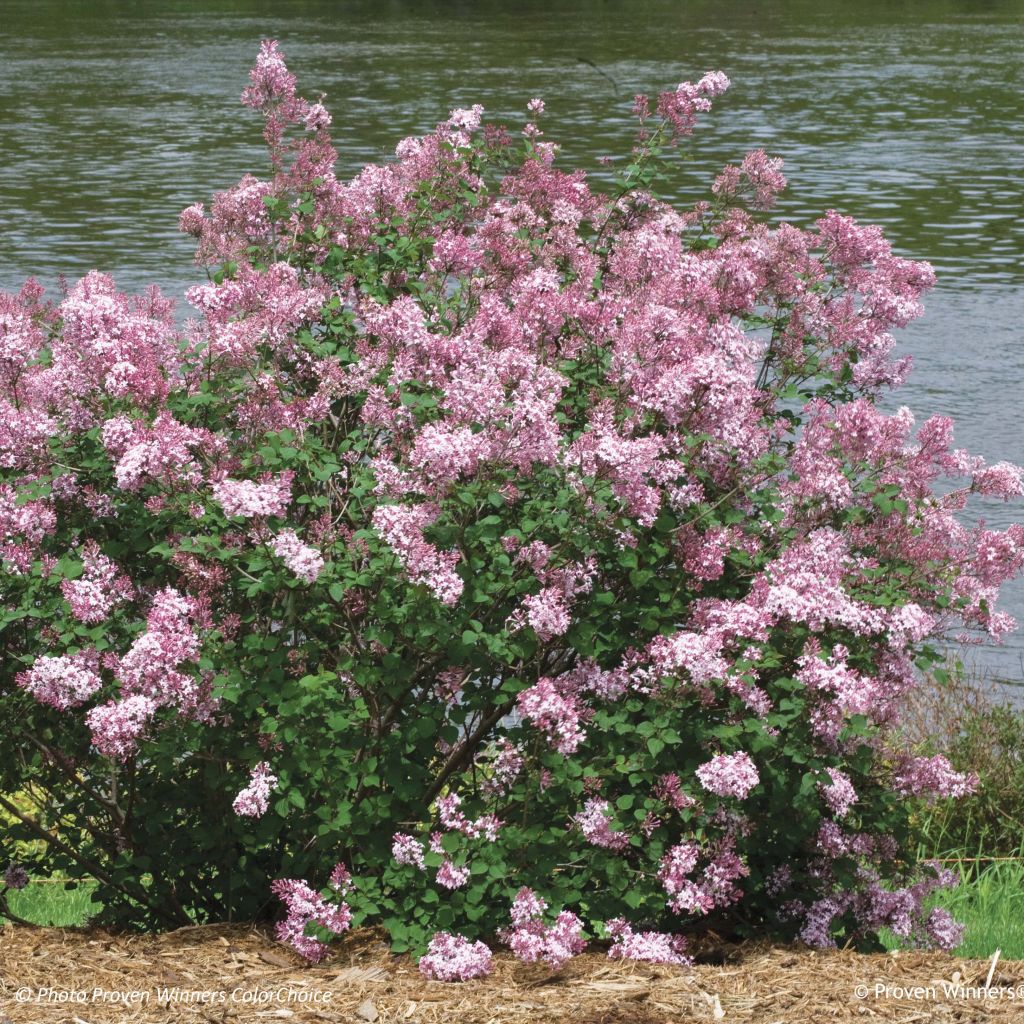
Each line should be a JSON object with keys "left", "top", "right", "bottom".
{"left": 2, "top": 923, "right": 1022, "bottom": 1023}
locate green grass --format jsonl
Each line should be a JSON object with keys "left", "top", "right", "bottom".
{"left": 6, "top": 880, "right": 100, "bottom": 927}
{"left": 881, "top": 860, "right": 1024, "bottom": 959}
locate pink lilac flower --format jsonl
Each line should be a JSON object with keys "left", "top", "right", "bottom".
{"left": 510, "top": 887, "right": 548, "bottom": 927}
{"left": 17, "top": 651, "right": 102, "bottom": 710}
{"left": 765, "top": 865, "right": 792, "bottom": 898}
{"left": 655, "top": 71, "right": 730, "bottom": 141}
{"left": 409, "top": 423, "right": 491, "bottom": 487}
{"left": 701, "top": 847, "right": 749, "bottom": 909}
{"left": 212, "top": 473, "right": 293, "bottom": 519}
{"left": 113, "top": 587, "right": 210, "bottom": 722}
{"left": 372, "top": 502, "right": 463, "bottom": 605}
{"left": 436, "top": 793, "right": 501, "bottom": 841}
{"left": 695, "top": 752, "right": 760, "bottom": 799}
{"left": 0, "top": 485, "right": 56, "bottom": 553}
{"left": 304, "top": 102, "right": 332, "bottom": 132}
{"left": 187, "top": 262, "right": 326, "bottom": 361}
{"left": 392, "top": 833, "right": 427, "bottom": 870}
{"left": 328, "top": 863, "right": 352, "bottom": 892}
{"left": 658, "top": 840, "right": 749, "bottom": 916}
{"left": 713, "top": 149, "right": 786, "bottom": 209}
{"left": 799, "top": 896, "right": 845, "bottom": 948}
{"left": 480, "top": 739, "right": 524, "bottom": 796}
{"left": 433, "top": 667, "right": 464, "bottom": 704}
{"left": 886, "top": 603, "right": 936, "bottom": 646}
{"left": 436, "top": 860, "right": 470, "bottom": 890}
{"left": 740, "top": 150, "right": 787, "bottom": 209}
{"left": 573, "top": 798, "right": 630, "bottom": 852}
{"left": 892, "top": 755, "right": 978, "bottom": 801}
{"left": 796, "top": 644, "right": 878, "bottom": 738}
{"left": 516, "top": 677, "right": 587, "bottom": 754}
{"left": 270, "top": 529, "right": 324, "bottom": 582}
{"left": 181, "top": 176, "right": 275, "bottom": 263}
{"left": 85, "top": 696, "right": 158, "bottom": 761}
{"left": 232, "top": 761, "right": 278, "bottom": 818}
{"left": 271, "top": 877, "right": 352, "bottom": 963}
{"left": 60, "top": 542, "right": 133, "bottom": 623}
{"left": 241, "top": 39, "right": 297, "bottom": 109}
{"left": 654, "top": 773, "right": 697, "bottom": 811}
{"left": 418, "top": 932, "right": 493, "bottom": 981}
{"left": 819, "top": 768, "right": 858, "bottom": 818}
{"left": 447, "top": 104, "right": 485, "bottom": 132}
{"left": 972, "top": 462, "right": 1024, "bottom": 499}
{"left": 605, "top": 918, "right": 690, "bottom": 965}
{"left": 108, "top": 414, "right": 207, "bottom": 492}
{"left": 503, "top": 888, "right": 586, "bottom": 969}
{"left": 520, "top": 587, "right": 571, "bottom": 641}
{"left": 178, "top": 202, "right": 206, "bottom": 236}
{"left": 645, "top": 631, "right": 729, "bottom": 688}
{"left": 658, "top": 842, "right": 707, "bottom": 914}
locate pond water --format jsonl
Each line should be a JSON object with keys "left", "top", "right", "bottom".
{"left": 1, "top": 0, "right": 1021, "bottom": 679}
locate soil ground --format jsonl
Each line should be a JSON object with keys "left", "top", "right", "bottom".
{"left": 2, "top": 924, "right": 1022, "bottom": 1023}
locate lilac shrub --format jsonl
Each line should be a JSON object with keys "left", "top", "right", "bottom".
{"left": 1, "top": 41, "right": 1022, "bottom": 965}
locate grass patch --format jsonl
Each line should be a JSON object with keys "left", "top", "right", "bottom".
{"left": 6, "top": 880, "right": 99, "bottom": 927}
{"left": 881, "top": 860, "right": 1024, "bottom": 959}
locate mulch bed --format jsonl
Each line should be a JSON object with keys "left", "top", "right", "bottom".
{"left": 2, "top": 924, "right": 1022, "bottom": 1023}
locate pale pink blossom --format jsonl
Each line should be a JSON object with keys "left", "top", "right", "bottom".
{"left": 270, "top": 529, "right": 324, "bottom": 582}
{"left": 696, "top": 752, "right": 760, "bottom": 799}
{"left": 503, "top": 888, "right": 586, "bottom": 969}
{"left": 233, "top": 761, "right": 278, "bottom": 818}
{"left": 18, "top": 652, "right": 102, "bottom": 710}
{"left": 213, "top": 473, "right": 293, "bottom": 518}
{"left": 419, "top": 932, "right": 493, "bottom": 981}
{"left": 605, "top": 918, "right": 690, "bottom": 965}
{"left": 271, "top": 877, "right": 351, "bottom": 963}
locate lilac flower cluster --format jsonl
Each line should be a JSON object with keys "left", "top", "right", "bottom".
{"left": 793, "top": 864, "right": 964, "bottom": 951}
{"left": 232, "top": 761, "right": 278, "bottom": 818}
{"left": 658, "top": 840, "right": 749, "bottom": 916}
{"left": 501, "top": 887, "right": 587, "bottom": 969}
{"left": 372, "top": 503, "right": 463, "bottom": 605}
{"left": 695, "top": 752, "right": 760, "bottom": 799}
{"left": 270, "top": 529, "right": 324, "bottom": 583}
{"left": 892, "top": 755, "right": 978, "bottom": 801}
{"left": 390, "top": 794, "right": 499, "bottom": 894}
{"left": 270, "top": 875, "right": 352, "bottom": 963}
{"left": 60, "top": 542, "right": 133, "bottom": 623}
{"left": 392, "top": 832, "right": 427, "bottom": 870}
{"left": 516, "top": 678, "right": 587, "bottom": 754}
{"left": 605, "top": 918, "right": 691, "bottom": 965}
{"left": 78, "top": 588, "right": 214, "bottom": 760}
{"left": 212, "top": 473, "right": 293, "bottom": 519}
{"left": 17, "top": 651, "right": 102, "bottom": 710}
{"left": 418, "top": 932, "right": 493, "bottom": 981}
{"left": 573, "top": 798, "right": 630, "bottom": 852}
{"left": 819, "top": 768, "right": 858, "bottom": 818}
{"left": 479, "top": 738, "right": 525, "bottom": 796}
